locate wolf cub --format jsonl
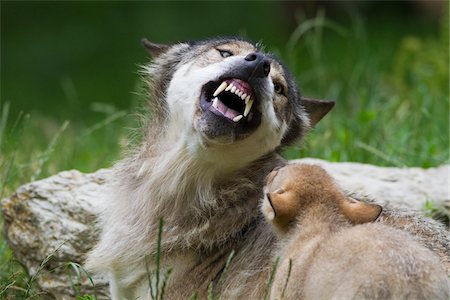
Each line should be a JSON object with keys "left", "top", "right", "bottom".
{"left": 261, "top": 163, "right": 449, "bottom": 300}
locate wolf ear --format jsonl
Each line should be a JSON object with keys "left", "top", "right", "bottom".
{"left": 339, "top": 197, "right": 382, "bottom": 224}
{"left": 141, "top": 38, "right": 170, "bottom": 57}
{"left": 300, "top": 97, "right": 335, "bottom": 127}
{"left": 281, "top": 97, "right": 334, "bottom": 146}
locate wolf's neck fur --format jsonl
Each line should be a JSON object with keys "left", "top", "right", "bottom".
{"left": 142, "top": 125, "right": 275, "bottom": 210}
{"left": 102, "top": 127, "right": 285, "bottom": 270}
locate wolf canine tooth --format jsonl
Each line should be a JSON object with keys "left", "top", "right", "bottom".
{"left": 245, "top": 95, "right": 250, "bottom": 104}
{"left": 212, "top": 97, "right": 219, "bottom": 109}
{"left": 213, "top": 82, "right": 228, "bottom": 97}
{"left": 233, "top": 115, "right": 243, "bottom": 122}
{"left": 244, "top": 99, "right": 254, "bottom": 117}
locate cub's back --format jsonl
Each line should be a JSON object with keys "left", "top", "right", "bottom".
{"left": 303, "top": 223, "right": 450, "bottom": 299}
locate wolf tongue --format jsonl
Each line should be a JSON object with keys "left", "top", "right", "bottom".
{"left": 210, "top": 97, "right": 240, "bottom": 120}
{"left": 218, "top": 99, "right": 239, "bottom": 119}
{"left": 224, "top": 108, "right": 239, "bottom": 119}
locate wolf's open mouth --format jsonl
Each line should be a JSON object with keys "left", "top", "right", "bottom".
{"left": 200, "top": 78, "right": 259, "bottom": 123}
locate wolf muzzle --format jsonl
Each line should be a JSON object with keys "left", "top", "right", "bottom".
{"left": 243, "top": 52, "right": 271, "bottom": 79}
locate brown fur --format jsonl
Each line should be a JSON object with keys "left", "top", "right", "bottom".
{"left": 86, "top": 38, "right": 450, "bottom": 299}
{"left": 262, "top": 163, "right": 450, "bottom": 299}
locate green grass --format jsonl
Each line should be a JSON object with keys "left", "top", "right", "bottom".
{"left": 147, "top": 219, "right": 172, "bottom": 300}
{"left": 0, "top": 10, "right": 449, "bottom": 299}
{"left": 0, "top": 104, "right": 133, "bottom": 298}
{"left": 282, "top": 10, "right": 449, "bottom": 167}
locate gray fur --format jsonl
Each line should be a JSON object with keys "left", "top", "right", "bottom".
{"left": 86, "top": 37, "right": 450, "bottom": 299}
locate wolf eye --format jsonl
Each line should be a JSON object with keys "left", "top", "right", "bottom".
{"left": 218, "top": 49, "right": 233, "bottom": 58}
{"left": 274, "top": 82, "right": 284, "bottom": 95}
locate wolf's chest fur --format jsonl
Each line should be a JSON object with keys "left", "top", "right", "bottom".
{"left": 107, "top": 142, "right": 286, "bottom": 298}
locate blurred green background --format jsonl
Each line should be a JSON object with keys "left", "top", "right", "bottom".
{"left": 1, "top": 1, "right": 449, "bottom": 192}
{"left": 0, "top": 1, "right": 449, "bottom": 297}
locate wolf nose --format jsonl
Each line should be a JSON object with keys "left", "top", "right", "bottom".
{"left": 244, "top": 52, "right": 271, "bottom": 78}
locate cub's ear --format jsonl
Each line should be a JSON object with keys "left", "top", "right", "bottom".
{"left": 141, "top": 38, "right": 170, "bottom": 57}
{"left": 339, "top": 197, "right": 382, "bottom": 224}
{"left": 266, "top": 190, "right": 297, "bottom": 225}
{"left": 300, "top": 97, "right": 335, "bottom": 127}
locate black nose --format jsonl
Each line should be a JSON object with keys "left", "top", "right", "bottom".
{"left": 244, "top": 52, "right": 271, "bottom": 78}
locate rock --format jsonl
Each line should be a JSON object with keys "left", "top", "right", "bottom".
{"left": 294, "top": 159, "right": 450, "bottom": 211}
{"left": 2, "top": 169, "right": 112, "bottom": 299}
{"left": 2, "top": 159, "right": 449, "bottom": 299}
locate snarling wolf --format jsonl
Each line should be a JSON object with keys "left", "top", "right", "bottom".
{"left": 86, "top": 37, "right": 450, "bottom": 299}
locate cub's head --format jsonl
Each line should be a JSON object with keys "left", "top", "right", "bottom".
{"left": 261, "top": 163, "right": 382, "bottom": 234}
{"left": 142, "top": 37, "right": 334, "bottom": 164}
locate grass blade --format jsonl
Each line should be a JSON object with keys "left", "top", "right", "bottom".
{"left": 25, "top": 241, "right": 66, "bottom": 297}
{"left": 159, "top": 268, "right": 172, "bottom": 300}
{"left": 263, "top": 256, "right": 280, "bottom": 300}
{"left": 80, "top": 110, "right": 126, "bottom": 139}
{"left": 31, "top": 120, "right": 70, "bottom": 181}
{"left": 356, "top": 141, "right": 406, "bottom": 167}
{"left": 0, "top": 101, "right": 10, "bottom": 149}
{"left": 280, "top": 259, "right": 292, "bottom": 299}
{"left": 155, "top": 218, "right": 163, "bottom": 300}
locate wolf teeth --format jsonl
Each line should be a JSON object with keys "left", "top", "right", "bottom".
{"left": 213, "top": 81, "right": 254, "bottom": 117}
{"left": 244, "top": 99, "right": 254, "bottom": 117}
{"left": 228, "top": 84, "right": 253, "bottom": 105}
{"left": 233, "top": 115, "right": 243, "bottom": 122}
{"left": 214, "top": 81, "right": 251, "bottom": 102}
{"left": 212, "top": 97, "right": 219, "bottom": 109}
{"left": 213, "top": 82, "right": 228, "bottom": 97}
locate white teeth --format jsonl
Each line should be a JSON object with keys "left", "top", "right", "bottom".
{"left": 217, "top": 81, "right": 254, "bottom": 118}
{"left": 233, "top": 115, "right": 243, "bottom": 122}
{"left": 213, "top": 82, "right": 228, "bottom": 97}
{"left": 244, "top": 99, "right": 254, "bottom": 117}
{"left": 212, "top": 97, "right": 219, "bottom": 109}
